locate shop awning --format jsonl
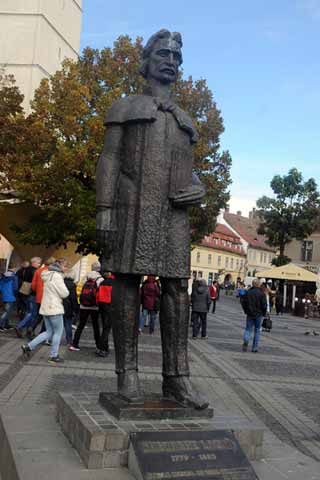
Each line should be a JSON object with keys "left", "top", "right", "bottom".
{"left": 256, "top": 263, "right": 319, "bottom": 282}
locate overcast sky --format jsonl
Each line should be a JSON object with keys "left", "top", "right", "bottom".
{"left": 81, "top": 0, "right": 320, "bottom": 216}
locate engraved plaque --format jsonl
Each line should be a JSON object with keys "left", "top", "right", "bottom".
{"left": 129, "top": 430, "right": 258, "bottom": 480}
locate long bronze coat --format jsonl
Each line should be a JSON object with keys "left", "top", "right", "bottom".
{"left": 96, "top": 95, "right": 199, "bottom": 278}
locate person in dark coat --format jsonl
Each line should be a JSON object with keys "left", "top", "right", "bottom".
{"left": 63, "top": 273, "right": 79, "bottom": 346}
{"left": 191, "top": 279, "right": 211, "bottom": 339}
{"left": 139, "top": 276, "right": 161, "bottom": 334}
{"left": 16, "top": 261, "right": 30, "bottom": 319}
{"left": 242, "top": 279, "right": 267, "bottom": 353}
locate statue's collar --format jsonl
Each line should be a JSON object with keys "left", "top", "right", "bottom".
{"left": 105, "top": 95, "right": 199, "bottom": 144}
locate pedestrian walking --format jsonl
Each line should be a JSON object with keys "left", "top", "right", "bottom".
{"left": 96, "top": 272, "right": 115, "bottom": 357}
{"left": 275, "top": 289, "right": 283, "bottom": 315}
{"left": 69, "top": 262, "right": 103, "bottom": 353}
{"left": 242, "top": 279, "right": 267, "bottom": 353}
{"left": 209, "top": 280, "right": 218, "bottom": 314}
{"left": 63, "top": 270, "right": 79, "bottom": 346}
{"left": 191, "top": 278, "right": 211, "bottom": 339}
{"left": 15, "top": 257, "right": 42, "bottom": 338}
{"left": 21, "top": 259, "right": 69, "bottom": 364}
{"left": 139, "top": 276, "right": 160, "bottom": 334}
{"left": 16, "top": 261, "right": 30, "bottom": 319}
{"left": 30, "top": 257, "right": 56, "bottom": 336}
{"left": 0, "top": 266, "right": 18, "bottom": 331}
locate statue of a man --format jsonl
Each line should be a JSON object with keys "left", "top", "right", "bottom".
{"left": 96, "top": 29, "right": 208, "bottom": 409}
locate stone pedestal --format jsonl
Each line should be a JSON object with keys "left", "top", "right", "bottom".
{"left": 56, "top": 392, "right": 264, "bottom": 471}
{"left": 99, "top": 392, "right": 214, "bottom": 420}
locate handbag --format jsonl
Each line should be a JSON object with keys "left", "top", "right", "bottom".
{"left": 19, "top": 281, "right": 32, "bottom": 296}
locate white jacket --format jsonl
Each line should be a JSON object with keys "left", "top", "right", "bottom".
{"left": 40, "top": 269, "right": 69, "bottom": 316}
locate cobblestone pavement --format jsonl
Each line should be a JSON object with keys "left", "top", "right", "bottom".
{"left": 1, "top": 296, "right": 320, "bottom": 479}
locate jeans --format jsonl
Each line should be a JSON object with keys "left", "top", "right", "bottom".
{"left": 28, "top": 314, "right": 64, "bottom": 358}
{"left": 64, "top": 316, "right": 73, "bottom": 344}
{"left": 192, "top": 312, "right": 207, "bottom": 337}
{"left": 139, "top": 309, "right": 157, "bottom": 333}
{"left": 243, "top": 316, "right": 262, "bottom": 351}
{"left": 16, "top": 296, "right": 38, "bottom": 330}
{"left": 72, "top": 309, "right": 100, "bottom": 348}
{"left": 0, "top": 302, "right": 15, "bottom": 328}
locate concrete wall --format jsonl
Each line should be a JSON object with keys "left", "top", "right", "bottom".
{"left": 0, "top": 0, "right": 82, "bottom": 110}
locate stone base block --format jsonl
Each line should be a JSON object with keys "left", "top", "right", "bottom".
{"left": 99, "top": 392, "right": 214, "bottom": 420}
{"left": 56, "top": 392, "right": 264, "bottom": 470}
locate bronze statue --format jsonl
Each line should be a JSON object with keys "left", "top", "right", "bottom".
{"left": 96, "top": 29, "right": 208, "bottom": 409}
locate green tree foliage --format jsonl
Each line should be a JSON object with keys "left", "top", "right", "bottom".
{"left": 257, "top": 168, "right": 320, "bottom": 263}
{"left": 0, "top": 36, "right": 232, "bottom": 254}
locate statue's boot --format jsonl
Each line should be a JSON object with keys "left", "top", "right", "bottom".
{"left": 118, "top": 369, "right": 142, "bottom": 402}
{"left": 162, "top": 375, "right": 209, "bottom": 410}
{"left": 159, "top": 277, "right": 210, "bottom": 410}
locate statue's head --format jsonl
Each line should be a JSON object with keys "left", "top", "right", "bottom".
{"left": 140, "top": 29, "right": 183, "bottom": 85}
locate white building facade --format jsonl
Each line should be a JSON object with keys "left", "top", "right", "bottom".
{"left": 0, "top": 0, "right": 82, "bottom": 110}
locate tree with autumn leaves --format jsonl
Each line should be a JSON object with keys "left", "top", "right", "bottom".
{"left": 0, "top": 36, "right": 232, "bottom": 254}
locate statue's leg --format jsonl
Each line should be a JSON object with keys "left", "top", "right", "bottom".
{"left": 159, "top": 277, "right": 209, "bottom": 410}
{"left": 111, "top": 273, "right": 141, "bottom": 399}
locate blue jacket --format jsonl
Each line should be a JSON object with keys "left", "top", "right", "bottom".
{"left": 0, "top": 271, "right": 18, "bottom": 302}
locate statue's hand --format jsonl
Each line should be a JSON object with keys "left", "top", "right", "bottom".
{"left": 170, "top": 185, "right": 205, "bottom": 207}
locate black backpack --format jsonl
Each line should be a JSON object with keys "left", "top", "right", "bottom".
{"left": 80, "top": 278, "right": 98, "bottom": 307}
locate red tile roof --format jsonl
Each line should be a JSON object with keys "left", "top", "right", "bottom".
{"left": 224, "top": 212, "right": 276, "bottom": 252}
{"left": 200, "top": 223, "right": 246, "bottom": 256}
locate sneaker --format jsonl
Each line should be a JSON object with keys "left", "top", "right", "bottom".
{"left": 252, "top": 349, "right": 258, "bottom": 353}
{"left": 72, "top": 324, "right": 77, "bottom": 330}
{"left": 95, "top": 349, "right": 109, "bottom": 358}
{"left": 21, "top": 344, "right": 31, "bottom": 358}
{"left": 15, "top": 327, "right": 23, "bottom": 338}
{"left": 69, "top": 345, "right": 80, "bottom": 352}
{"left": 4, "top": 325, "right": 14, "bottom": 331}
{"left": 48, "top": 356, "right": 64, "bottom": 364}
{"left": 201, "top": 336, "right": 208, "bottom": 339}
{"left": 242, "top": 342, "right": 248, "bottom": 352}
{"left": 192, "top": 336, "right": 198, "bottom": 340}
{"left": 0, "top": 327, "right": 5, "bottom": 333}
{"left": 45, "top": 340, "right": 52, "bottom": 346}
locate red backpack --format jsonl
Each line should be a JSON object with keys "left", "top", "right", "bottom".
{"left": 80, "top": 278, "right": 98, "bottom": 307}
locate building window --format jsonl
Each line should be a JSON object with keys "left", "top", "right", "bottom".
{"left": 236, "top": 259, "right": 239, "bottom": 270}
{"left": 208, "top": 254, "right": 212, "bottom": 265}
{"left": 263, "top": 253, "right": 267, "bottom": 263}
{"left": 225, "top": 257, "right": 229, "bottom": 268}
{"left": 301, "top": 241, "right": 313, "bottom": 262}
{"left": 198, "top": 271, "right": 203, "bottom": 279}
{"left": 230, "top": 258, "right": 234, "bottom": 269}
{"left": 192, "top": 271, "right": 197, "bottom": 280}
{"left": 253, "top": 251, "right": 256, "bottom": 261}
{"left": 217, "top": 256, "right": 221, "bottom": 267}
{"left": 196, "top": 251, "right": 200, "bottom": 263}
{"left": 240, "top": 260, "right": 243, "bottom": 269}
{"left": 260, "top": 252, "right": 263, "bottom": 263}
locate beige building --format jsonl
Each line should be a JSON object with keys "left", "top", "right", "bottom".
{"left": 0, "top": 0, "right": 82, "bottom": 110}
{"left": 191, "top": 224, "right": 246, "bottom": 285}
{"left": 0, "top": 0, "right": 82, "bottom": 270}
{"left": 285, "top": 232, "right": 320, "bottom": 273}
{"left": 222, "top": 210, "right": 276, "bottom": 280}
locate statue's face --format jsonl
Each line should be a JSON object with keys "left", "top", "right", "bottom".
{"left": 147, "top": 37, "right": 182, "bottom": 84}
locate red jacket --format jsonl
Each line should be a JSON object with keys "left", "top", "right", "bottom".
{"left": 209, "top": 285, "right": 218, "bottom": 300}
{"left": 141, "top": 277, "right": 160, "bottom": 311}
{"left": 96, "top": 275, "right": 115, "bottom": 304}
{"left": 32, "top": 265, "right": 47, "bottom": 304}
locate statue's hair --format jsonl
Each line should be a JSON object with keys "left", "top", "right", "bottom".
{"left": 140, "top": 29, "right": 183, "bottom": 78}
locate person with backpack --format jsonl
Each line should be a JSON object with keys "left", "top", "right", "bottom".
{"left": 69, "top": 262, "right": 103, "bottom": 353}
{"left": 96, "top": 271, "right": 115, "bottom": 357}
{"left": 0, "top": 266, "right": 18, "bottom": 331}
{"left": 63, "top": 270, "right": 79, "bottom": 346}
